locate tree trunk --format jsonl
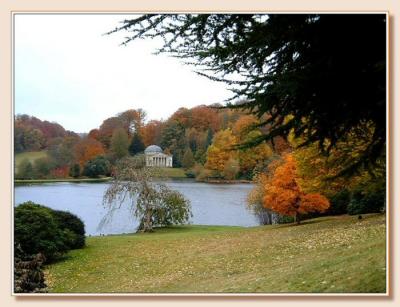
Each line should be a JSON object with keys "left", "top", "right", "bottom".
{"left": 142, "top": 207, "right": 153, "bottom": 232}
{"left": 294, "top": 212, "right": 301, "bottom": 225}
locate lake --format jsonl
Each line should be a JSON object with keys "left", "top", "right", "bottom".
{"left": 14, "top": 180, "right": 259, "bottom": 235}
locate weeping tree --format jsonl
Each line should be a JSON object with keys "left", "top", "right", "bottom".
{"left": 102, "top": 155, "right": 192, "bottom": 232}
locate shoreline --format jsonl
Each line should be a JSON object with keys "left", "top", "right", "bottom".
{"left": 15, "top": 177, "right": 254, "bottom": 185}
{"left": 14, "top": 177, "right": 113, "bottom": 184}
{"left": 197, "top": 179, "right": 253, "bottom": 184}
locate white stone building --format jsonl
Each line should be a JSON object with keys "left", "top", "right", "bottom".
{"left": 144, "top": 145, "right": 173, "bottom": 167}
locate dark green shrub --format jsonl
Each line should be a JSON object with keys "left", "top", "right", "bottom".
{"left": 347, "top": 188, "right": 385, "bottom": 215}
{"left": 52, "top": 210, "right": 85, "bottom": 249}
{"left": 328, "top": 189, "right": 351, "bottom": 215}
{"left": 184, "top": 169, "right": 196, "bottom": 178}
{"left": 277, "top": 215, "right": 295, "bottom": 224}
{"left": 14, "top": 202, "right": 86, "bottom": 261}
{"left": 69, "top": 163, "right": 80, "bottom": 178}
{"left": 14, "top": 202, "right": 67, "bottom": 261}
{"left": 82, "top": 156, "right": 111, "bottom": 178}
{"left": 16, "top": 159, "right": 34, "bottom": 179}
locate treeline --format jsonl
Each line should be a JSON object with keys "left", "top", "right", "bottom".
{"left": 15, "top": 105, "right": 289, "bottom": 180}
{"left": 15, "top": 114, "right": 79, "bottom": 153}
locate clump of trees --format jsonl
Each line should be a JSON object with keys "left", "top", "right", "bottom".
{"left": 102, "top": 155, "right": 192, "bottom": 232}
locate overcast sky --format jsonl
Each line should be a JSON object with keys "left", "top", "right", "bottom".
{"left": 14, "top": 14, "right": 233, "bottom": 133}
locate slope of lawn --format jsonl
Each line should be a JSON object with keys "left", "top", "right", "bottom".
{"left": 157, "top": 167, "right": 187, "bottom": 178}
{"left": 46, "top": 214, "right": 386, "bottom": 293}
{"left": 14, "top": 151, "right": 47, "bottom": 173}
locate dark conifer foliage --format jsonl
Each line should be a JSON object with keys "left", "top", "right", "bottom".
{"left": 109, "top": 14, "right": 386, "bottom": 175}
{"left": 129, "top": 132, "right": 145, "bottom": 155}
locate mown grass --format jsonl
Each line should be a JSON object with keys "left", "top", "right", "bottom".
{"left": 45, "top": 214, "right": 386, "bottom": 293}
{"left": 14, "top": 151, "right": 48, "bottom": 173}
{"left": 157, "top": 167, "right": 187, "bottom": 178}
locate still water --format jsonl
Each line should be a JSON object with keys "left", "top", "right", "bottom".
{"left": 14, "top": 180, "right": 259, "bottom": 235}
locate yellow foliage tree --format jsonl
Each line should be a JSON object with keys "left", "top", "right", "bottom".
{"left": 232, "top": 115, "right": 273, "bottom": 177}
{"left": 205, "top": 129, "right": 238, "bottom": 177}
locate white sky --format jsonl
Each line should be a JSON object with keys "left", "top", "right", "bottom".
{"left": 14, "top": 14, "right": 233, "bottom": 133}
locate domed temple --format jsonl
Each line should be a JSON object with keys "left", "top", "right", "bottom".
{"left": 144, "top": 145, "right": 173, "bottom": 167}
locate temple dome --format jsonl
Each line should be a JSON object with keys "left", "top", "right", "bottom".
{"left": 144, "top": 145, "right": 163, "bottom": 154}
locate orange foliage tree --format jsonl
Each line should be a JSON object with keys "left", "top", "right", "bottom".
{"left": 74, "top": 138, "right": 105, "bottom": 167}
{"left": 263, "top": 154, "right": 329, "bottom": 223}
{"left": 142, "top": 120, "right": 163, "bottom": 147}
{"left": 190, "top": 105, "right": 220, "bottom": 132}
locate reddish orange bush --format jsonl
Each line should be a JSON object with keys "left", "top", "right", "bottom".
{"left": 263, "top": 154, "right": 329, "bottom": 223}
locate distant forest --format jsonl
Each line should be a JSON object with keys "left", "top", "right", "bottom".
{"left": 14, "top": 103, "right": 288, "bottom": 180}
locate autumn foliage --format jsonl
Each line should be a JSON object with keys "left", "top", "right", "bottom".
{"left": 205, "top": 129, "right": 238, "bottom": 175}
{"left": 74, "top": 138, "right": 105, "bottom": 167}
{"left": 263, "top": 154, "right": 329, "bottom": 223}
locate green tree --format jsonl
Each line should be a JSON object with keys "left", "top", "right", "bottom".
{"left": 69, "top": 163, "right": 81, "bottom": 178}
{"left": 182, "top": 147, "right": 195, "bottom": 169}
{"left": 160, "top": 121, "right": 186, "bottom": 167}
{"left": 129, "top": 132, "right": 145, "bottom": 155}
{"left": 111, "top": 14, "right": 386, "bottom": 175}
{"left": 82, "top": 156, "right": 111, "bottom": 178}
{"left": 48, "top": 136, "right": 79, "bottom": 168}
{"left": 17, "top": 159, "right": 34, "bottom": 179}
{"left": 33, "top": 157, "right": 54, "bottom": 178}
{"left": 111, "top": 128, "right": 129, "bottom": 159}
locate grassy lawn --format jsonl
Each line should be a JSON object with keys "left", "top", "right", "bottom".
{"left": 14, "top": 151, "right": 47, "bottom": 173}
{"left": 157, "top": 167, "right": 187, "bottom": 178}
{"left": 45, "top": 214, "right": 386, "bottom": 293}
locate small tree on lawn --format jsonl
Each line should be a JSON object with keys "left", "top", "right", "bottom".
{"left": 263, "top": 154, "right": 330, "bottom": 224}
{"left": 102, "top": 155, "right": 192, "bottom": 232}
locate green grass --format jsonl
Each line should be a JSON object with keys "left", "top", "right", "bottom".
{"left": 45, "top": 214, "right": 386, "bottom": 293}
{"left": 14, "top": 151, "right": 47, "bottom": 173}
{"left": 157, "top": 167, "right": 187, "bottom": 178}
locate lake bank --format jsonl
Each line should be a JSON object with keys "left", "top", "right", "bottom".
{"left": 45, "top": 214, "right": 386, "bottom": 293}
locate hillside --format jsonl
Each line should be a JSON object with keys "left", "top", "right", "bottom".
{"left": 14, "top": 151, "right": 47, "bottom": 173}
{"left": 45, "top": 214, "right": 386, "bottom": 293}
